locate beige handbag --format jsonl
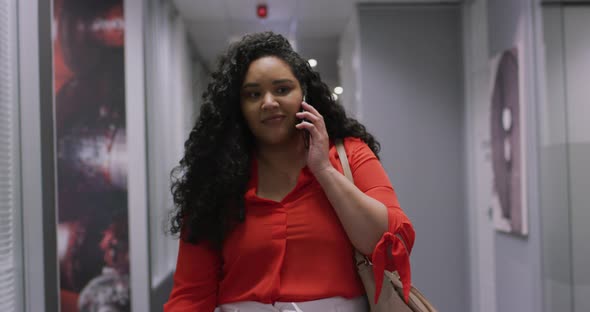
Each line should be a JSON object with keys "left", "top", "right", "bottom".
{"left": 335, "top": 140, "right": 437, "bottom": 312}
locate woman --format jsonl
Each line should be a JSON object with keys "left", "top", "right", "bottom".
{"left": 165, "top": 32, "right": 415, "bottom": 312}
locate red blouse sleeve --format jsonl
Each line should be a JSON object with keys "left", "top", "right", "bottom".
{"left": 345, "top": 138, "right": 415, "bottom": 303}
{"left": 164, "top": 238, "right": 220, "bottom": 312}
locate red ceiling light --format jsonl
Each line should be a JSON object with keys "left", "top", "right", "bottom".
{"left": 256, "top": 4, "right": 268, "bottom": 19}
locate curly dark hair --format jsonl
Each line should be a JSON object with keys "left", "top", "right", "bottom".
{"left": 170, "top": 32, "right": 380, "bottom": 249}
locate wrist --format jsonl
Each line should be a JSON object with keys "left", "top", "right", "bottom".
{"left": 312, "top": 165, "right": 337, "bottom": 183}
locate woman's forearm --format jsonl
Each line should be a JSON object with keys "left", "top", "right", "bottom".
{"left": 314, "top": 166, "right": 388, "bottom": 255}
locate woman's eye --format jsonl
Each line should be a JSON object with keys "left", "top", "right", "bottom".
{"left": 276, "top": 87, "right": 289, "bottom": 94}
{"left": 246, "top": 92, "right": 260, "bottom": 98}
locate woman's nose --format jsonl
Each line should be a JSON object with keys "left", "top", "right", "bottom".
{"left": 261, "top": 92, "right": 279, "bottom": 110}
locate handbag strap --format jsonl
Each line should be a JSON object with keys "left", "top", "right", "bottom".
{"left": 335, "top": 139, "right": 353, "bottom": 181}
{"left": 334, "top": 139, "right": 372, "bottom": 265}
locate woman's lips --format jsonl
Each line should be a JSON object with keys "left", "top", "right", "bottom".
{"left": 262, "top": 115, "right": 286, "bottom": 124}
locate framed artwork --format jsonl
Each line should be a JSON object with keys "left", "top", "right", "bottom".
{"left": 489, "top": 44, "right": 528, "bottom": 237}
{"left": 53, "top": 0, "right": 130, "bottom": 310}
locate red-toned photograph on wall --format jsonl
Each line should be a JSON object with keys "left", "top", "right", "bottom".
{"left": 52, "top": 0, "right": 130, "bottom": 311}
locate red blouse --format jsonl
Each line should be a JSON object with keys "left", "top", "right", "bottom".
{"left": 164, "top": 137, "right": 415, "bottom": 311}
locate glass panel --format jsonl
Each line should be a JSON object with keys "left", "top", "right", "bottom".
{"left": 540, "top": 2, "right": 590, "bottom": 312}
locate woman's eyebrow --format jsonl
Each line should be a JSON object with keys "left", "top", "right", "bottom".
{"left": 242, "top": 79, "right": 295, "bottom": 89}
{"left": 242, "top": 82, "right": 260, "bottom": 89}
{"left": 272, "top": 79, "right": 295, "bottom": 85}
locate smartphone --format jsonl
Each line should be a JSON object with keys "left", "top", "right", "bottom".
{"left": 300, "top": 90, "right": 310, "bottom": 149}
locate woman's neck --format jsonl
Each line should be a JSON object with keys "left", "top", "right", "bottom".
{"left": 255, "top": 135, "right": 307, "bottom": 174}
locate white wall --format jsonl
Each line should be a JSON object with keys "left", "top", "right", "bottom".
{"left": 356, "top": 4, "right": 468, "bottom": 311}
{"left": 125, "top": 0, "right": 151, "bottom": 311}
{"left": 144, "top": 0, "right": 207, "bottom": 309}
{"left": 189, "top": 48, "right": 210, "bottom": 133}
{"left": 462, "top": 1, "right": 497, "bottom": 311}
{"left": 338, "top": 9, "right": 361, "bottom": 119}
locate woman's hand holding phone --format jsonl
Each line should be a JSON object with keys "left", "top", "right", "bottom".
{"left": 296, "top": 101, "right": 331, "bottom": 175}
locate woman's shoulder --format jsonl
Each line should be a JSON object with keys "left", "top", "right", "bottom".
{"left": 332, "top": 137, "right": 374, "bottom": 160}
{"left": 331, "top": 137, "right": 378, "bottom": 172}
{"left": 342, "top": 136, "right": 370, "bottom": 153}
{"left": 342, "top": 136, "right": 364, "bottom": 146}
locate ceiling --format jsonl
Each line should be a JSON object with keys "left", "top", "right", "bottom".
{"left": 173, "top": 0, "right": 461, "bottom": 87}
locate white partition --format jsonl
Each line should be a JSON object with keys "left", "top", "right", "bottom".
{"left": 125, "top": 0, "right": 151, "bottom": 311}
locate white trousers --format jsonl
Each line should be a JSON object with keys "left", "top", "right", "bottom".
{"left": 215, "top": 296, "right": 369, "bottom": 312}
